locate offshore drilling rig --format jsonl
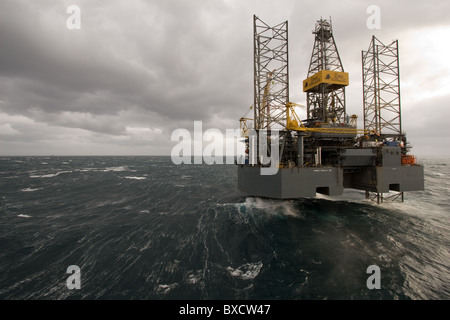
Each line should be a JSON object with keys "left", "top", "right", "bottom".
{"left": 237, "top": 15, "right": 424, "bottom": 203}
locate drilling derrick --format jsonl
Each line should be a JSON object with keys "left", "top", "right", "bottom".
{"left": 304, "top": 19, "right": 348, "bottom": 125}
{"left": 237, "top": 16, "right": 424, "bottom": 203}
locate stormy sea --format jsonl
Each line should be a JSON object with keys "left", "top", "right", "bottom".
{"left": 0, "top": 156, "right": 448, "bottom": 300}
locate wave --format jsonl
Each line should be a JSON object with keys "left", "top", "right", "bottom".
{"left": 30, "top": 171, "right": 72, "bottom": 178}
{"left": 124, "top": 176, "right": 146, "bottom": 180}
{"left": 29, "top": 166, "right": 137, "bottom": 178}
{"left": 77, "top": 166, "right": 135, "bottom": 173}
{"left": 102, "top": 166, "right": 133, "bottom": 172}
{"left": 20, "top": 187, "right": 43, "bottom": 192}
{"left": 155, "top": 283, "right": 178, "bottom": 295}
{"left": 227, "top": 261, "right": 263, "bottom": 280}
{"left": 217, "top": 197, "right": 304, "bottom": 219}
{"left": 241, "top": 197, "right": 303, "bottom": 218}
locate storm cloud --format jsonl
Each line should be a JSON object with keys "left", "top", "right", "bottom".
{"left": 1, "top": 0, "right": 449, "bottom": 156}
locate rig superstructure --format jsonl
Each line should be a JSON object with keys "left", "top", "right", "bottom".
{"left": 237, "top": 16, "right": 424, "bottom": 203}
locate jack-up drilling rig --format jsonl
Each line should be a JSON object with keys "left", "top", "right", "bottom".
{"left": 237, "top": 16, "right": 424, "bottom": 203}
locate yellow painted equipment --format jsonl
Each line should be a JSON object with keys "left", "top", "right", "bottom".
{"left": 285, "top": 103, "right": 374, "bottom": 135}
{"left": 303, "top": 70, "right": 349, "bottom": 92}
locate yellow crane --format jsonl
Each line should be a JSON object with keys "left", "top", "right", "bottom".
{"left": 286, "top": 103, "right": 374, "bottom": 135}
{"left": 240, "top": 102, "right": 374, "bottom": 137}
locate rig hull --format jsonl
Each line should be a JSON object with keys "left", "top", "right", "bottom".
{"left": 238, "top": 165, "right": 424, "bottom": 199}
{"left": 238, "top": 146, "right": 424, "bottom": 200}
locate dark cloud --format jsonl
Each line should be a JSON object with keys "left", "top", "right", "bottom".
{"left": 0, "top": 0, "right": 449, "bottom": 155}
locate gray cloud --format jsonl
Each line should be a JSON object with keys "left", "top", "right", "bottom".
{"left": 1, "top": 0, "right": 449, "bottom": 155}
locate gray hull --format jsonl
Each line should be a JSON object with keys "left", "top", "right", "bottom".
{"left": 238, "top": 165, "right": 424, "bottom": 199}
{"left": 238, "top": 146, "right": 424, "bottom": 200}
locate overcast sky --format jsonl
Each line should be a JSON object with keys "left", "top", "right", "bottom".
{"left": 1, "top": 0, "right": 449, "bottom": 156}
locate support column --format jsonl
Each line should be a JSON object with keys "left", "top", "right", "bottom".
{"left": 297, "top": 134, "right": 304, "bottom": 167}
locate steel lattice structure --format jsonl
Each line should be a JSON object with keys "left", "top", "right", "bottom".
{"left": 306, "top": 18, "right": 346, "bottom": 124}
{"left": 362, "top": 36, "right": 402, "bottom": 138}
{"left": 253, "top": 15, "right": 289, "bottom": 130}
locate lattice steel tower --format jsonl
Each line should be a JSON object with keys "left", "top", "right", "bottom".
{"left": 253, "top": 15, "right": 289, "bottom": 130}
{"left": 303, "top": 18, "right": 348, "bottom": 125}
{"left": 362, "top": 36, "right": 402, "bottom": 141}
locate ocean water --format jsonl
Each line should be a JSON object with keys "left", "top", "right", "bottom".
{"left": 0, "top": 156, "right": 448, "bottom": 300}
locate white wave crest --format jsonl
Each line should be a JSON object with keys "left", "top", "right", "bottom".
{"left": 30, "top": 171, "right": 71, "bottom": 178}
{"left": 242, "top": 197, "right": 302, "bottom": 218}
{"left": 156, "top": 283, "right": 178, "bottom": 294}
{"left": 102, "top": 166, "right": 129, "bottom": 172}
{"left": 20, "top": 187, "right": 42, "bottom": 192}
{"left": 227, "top": 261, "right": 263, "bottom": 280}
